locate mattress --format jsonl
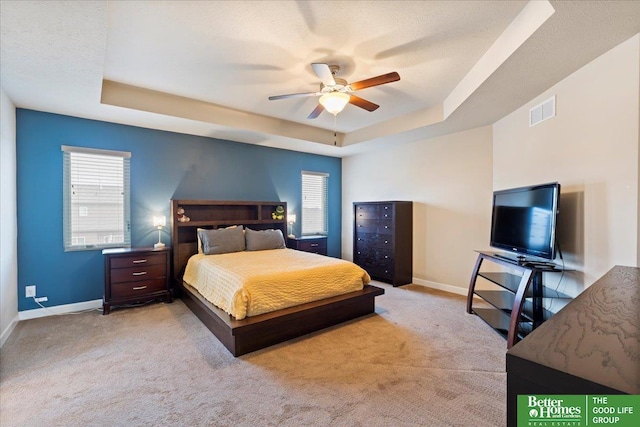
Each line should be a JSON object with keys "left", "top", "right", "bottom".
{"left": 183, "top": 248, "right": 371, "bottom": 320}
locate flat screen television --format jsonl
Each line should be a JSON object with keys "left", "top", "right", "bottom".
{"left": 490, "top": 182, "right": 560, "bottom": 261}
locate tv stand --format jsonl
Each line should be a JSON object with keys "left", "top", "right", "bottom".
{"left": 493, "top": 252, "right": 557, "bottom": 267}
{"left": 466, "top": 251, "right": 571, "bottom": 348}
{"left": 492, "top": 252, "right": 524, "bottom": 263}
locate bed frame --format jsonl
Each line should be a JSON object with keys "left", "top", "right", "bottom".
{"left": 170, "top": 200, "right": 384, "bottom": 356}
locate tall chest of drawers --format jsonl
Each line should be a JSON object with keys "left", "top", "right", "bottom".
{"left": 102, "top": 247, "right": 171, "bottom": 314}
{"left": 353, "top": 201, "right": 413, "bottom": 286}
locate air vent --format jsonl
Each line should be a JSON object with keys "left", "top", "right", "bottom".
{"left": 529, "top": 95, "right": 556, "bottom": 127}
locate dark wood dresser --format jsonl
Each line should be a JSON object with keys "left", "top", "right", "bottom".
{"left": 102, "top": 247, "right": 172, "bottom": 314}
{"left": 353, "top": 201, "right": 413, "bottom": 286}
{"left": 506, "top": 265, "right": 639, "bottom": 426}
{"left": 287, "top": 236, "right": 327, "bottom": 255}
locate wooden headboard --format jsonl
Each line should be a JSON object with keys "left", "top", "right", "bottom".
{"left": 169, "top": 200, "right": 287, "bottom": 282}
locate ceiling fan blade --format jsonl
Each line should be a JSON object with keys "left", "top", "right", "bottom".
{"left": 349, "top": 72, "right": 400, "bottom": 91}
{"left": 349, "top": 94, "right": 379, "bottom": 112}
{"left": 307, "top": 103, "right": 324, "bottom": 119}
{"left": 311, "top": 63, "right": 336, "bottom": 86}
{"left": 268, "top": 92, "right": 319, "bottom": 101}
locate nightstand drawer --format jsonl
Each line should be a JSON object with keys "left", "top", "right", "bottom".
{"left": 297, "top": 240, "right": 327, "bottom": 253}
{"left": 111, "top": 263, "right": 167, "bottom": 284}
{"left": 110, "top": 253, "right": 166, "bottom": 269}
{"left": 110, "top": 278, "right": 167, "bottom": 299}
{"left": 287, "top": 236, "right": 328, "bottom": 255}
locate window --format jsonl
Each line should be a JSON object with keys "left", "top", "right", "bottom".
{"left": 62, "top": 145, "right": 131, "bottom": 251}
{"left": 301, "top": 171, "right": 328, "bottom": 235}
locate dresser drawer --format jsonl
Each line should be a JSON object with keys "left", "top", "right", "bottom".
{"left": 110, "top": 263, "right": 167, "bottom": 284}
{"left": 355, "top": 203, "right": 394, "bottom": 220}
{"left": 110, "top": 278, "right": 167, "bottom": 299}
{"left": 354, "top": 204, "right": 380, "bottom": 219}
{"left": 110, "top": 253, "right": 166, "bottom": 269}
{"left": 354, "top": 246, "right": 394, "bottom": 266}
{"left": 355, "top": 233, "right": 393, "bottom": 249}
{"left": 355, "top": 219, "right": 394, "bottom": 234}
{"left": 369, "top": 265, "right": 394, "bottom": 281}
{"left": 355, "top": 219, "right": 377, "bottom": 233}
{"left": 376, "top": 219, "right": 394, "bottom": 235}
{"left": 356, "top": 261, "right": 394, "bottom": 280}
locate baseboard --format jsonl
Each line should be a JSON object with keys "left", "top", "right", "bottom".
{"left": 18, "top": 299, "right": 103, "bottom": 321}
{"left": 412, "top": 278, "right": 468, "bottom": 296}
{"left": 0, "top": 314, "right": 19, "bottom": 348}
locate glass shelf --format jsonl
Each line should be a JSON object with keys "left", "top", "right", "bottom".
{"left": 468, "top": 251, "right": 574, "bottom": 348}
{"left": 472, "top": 307, "right": 533, "bottom": 340}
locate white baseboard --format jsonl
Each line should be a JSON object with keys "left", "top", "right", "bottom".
{"left": 18, "top": 299, "right": 103, "bottom": 321}
{"left": 412, "top": 278, "right": 468, "bottom": 296}
{"left": 0, "top": 314, "right": 19, "bottom": 348}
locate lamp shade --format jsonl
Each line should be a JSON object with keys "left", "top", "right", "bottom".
{"left": 288, "top": 214, "right": 296, "bottom": 223}
{"left": 319, "top": 92, "right": 350, "bottom": 115}
{"left": 153, "top": 215, "right": 166, "bottom": 227}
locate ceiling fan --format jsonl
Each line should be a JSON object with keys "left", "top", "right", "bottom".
{"left": 268, "top": 63, "right": 400, "bottom": 119}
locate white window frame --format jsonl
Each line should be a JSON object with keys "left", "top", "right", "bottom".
{"left": 62, "top": 145, "right": 131, "bottom": 251}
{"left": 301, "top": 170, "right": 329, "bottom": 236}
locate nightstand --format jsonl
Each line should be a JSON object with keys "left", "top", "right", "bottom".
{"left": 102, "top": 247, "right": 171, "bottom": 314}
{"left": 286, "top": 236, "right": 327, "bottom": 256}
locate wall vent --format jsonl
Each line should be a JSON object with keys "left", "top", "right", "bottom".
{"left": 529, "top": 95, "right": 556, "bottom": 127}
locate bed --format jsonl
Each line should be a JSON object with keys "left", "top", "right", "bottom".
{"left": 170, "top": 199, "right": 385, "bottom": 356}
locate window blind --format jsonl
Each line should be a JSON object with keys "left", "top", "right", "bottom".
{"left": 301, "top": 171, "right": 329, "bottom": 236}
{"left": 62, "top": 145, "right": 131, "bottom": 251}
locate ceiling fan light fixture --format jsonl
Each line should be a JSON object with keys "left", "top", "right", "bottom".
{"left": 319, "top": 92, "right": 350, "bottom": 115}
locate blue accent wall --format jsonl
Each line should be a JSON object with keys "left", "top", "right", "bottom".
{"left": 16, "top": 109, "right": 342, "bottom": 311}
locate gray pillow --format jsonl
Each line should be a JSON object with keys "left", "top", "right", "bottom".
{"left": 245, "top": 228, "right": 286, "bottom": 251}
{"left": 198, "top": 226, "right": 245, "bottom": 255}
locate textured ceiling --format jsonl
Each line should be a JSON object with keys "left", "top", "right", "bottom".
{"left": 1, "top": 1, "right": 639, "bottom": 157}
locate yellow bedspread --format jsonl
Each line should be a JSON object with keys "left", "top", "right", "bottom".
{"left": 183, "top": 248, "right": 371, "bottom": 320}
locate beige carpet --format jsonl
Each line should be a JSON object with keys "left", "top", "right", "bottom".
{"left": 0, "top": 283, "right": 507, "bottom": 426}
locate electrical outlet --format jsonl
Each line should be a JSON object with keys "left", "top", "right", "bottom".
{"left": 25, "top": 285, "right": 36, "bottom": 298}
{"left": 35, "top": 297, "right": 48, "bottom": 303}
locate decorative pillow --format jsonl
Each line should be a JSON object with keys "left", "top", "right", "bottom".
{"left": 245, "top": 228, "right": 286, "bottom": 251}
{"left": 198, "top": 226, "right": 245, "bottom": 255}
{"left": 197, "top": 228, "right": 205, "bottom": 254}
{"left": 197, "top": 225, "right": 239, "bottom": 254}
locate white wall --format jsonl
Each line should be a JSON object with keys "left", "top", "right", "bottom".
{"left": 493, "top": 34, "right": 640, "bottom": 293}
{"left": 342, "top": 126, "right": 493, "bottom": 293}
{"left": 1, "top": 87, "right": 19, "bottom": 346}
{"left": 343, "top": 34, "right": 640, "bottom": 298}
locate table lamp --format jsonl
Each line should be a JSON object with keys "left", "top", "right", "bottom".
{"left": 153, "top": 215, "right": 166, "bottom": 249}
{"left": 288, "top": 214, "right": 296, "bottom": 238}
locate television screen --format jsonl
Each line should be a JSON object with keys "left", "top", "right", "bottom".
{"left": 490, "top": 182, "right": 560, "bottom": 260}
